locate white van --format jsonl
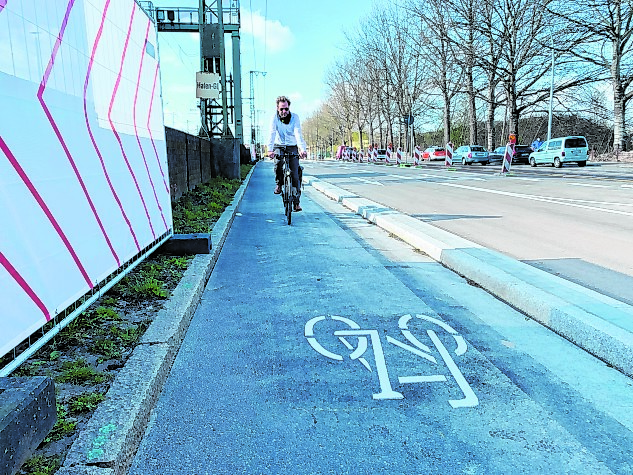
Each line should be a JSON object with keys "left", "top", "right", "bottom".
{"left": 528, "top": 136, "right": 589, "bottom": 167}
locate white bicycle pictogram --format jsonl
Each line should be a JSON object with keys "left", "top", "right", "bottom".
{"left": 304, "top": 314, "right": 478, "bottom": 408}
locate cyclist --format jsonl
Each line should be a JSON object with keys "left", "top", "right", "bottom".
{"left": 267, "top": 95, "right": 307, "bottom": 212}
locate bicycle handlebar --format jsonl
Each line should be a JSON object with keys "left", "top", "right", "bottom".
{"left": 274, "top": 150, "right": 300, "bottom": 158}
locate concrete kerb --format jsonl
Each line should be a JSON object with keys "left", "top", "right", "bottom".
{"left": 57, "top": 165, "right": 257, "bottom": 475}
{"left": 441, "top": 247, "right": 633, "bottom": 377}
{"left": 307, "top": 178, "right": 357, "bottom": 203}
{"left": 306, "top": 177, "right": 633, "bottom": 378}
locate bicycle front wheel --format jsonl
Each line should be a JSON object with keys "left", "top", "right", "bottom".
{"left": 284, "top": 174, "right": 292, "bottom": 225}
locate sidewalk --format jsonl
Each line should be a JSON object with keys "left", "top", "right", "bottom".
{"left": 57, "top": 160, "right": 633, "bottom": 474}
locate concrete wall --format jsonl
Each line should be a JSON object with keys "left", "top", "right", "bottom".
{"left": 165, "top": 127, "right": 240, "bottom": 202}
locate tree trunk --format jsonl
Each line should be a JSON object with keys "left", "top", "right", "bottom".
{"left": 466, "top": 7, "right": 477, "bottom": 144}
{"left": 466, "top": 58, "right": 477, "bottom": 143}
{"left": 506, "top": 71, "right": 519, "bottom": 137}
{"left": 612, "top": 36, "right": 627, "bottom": 151}
{"left": 443, "top": 96, "right": 451, "bottom": 146}
{"left": 486, "top": 81, "right": 496, "bottom": 150}
{"left": 468, "top": 74, "right": 477, "bottom": 144}
{"left": 368, "top": 104, "right": 375, "bottom": 147}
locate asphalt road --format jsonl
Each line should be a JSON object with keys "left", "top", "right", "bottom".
{"left": 129, "top": 162, "right": 633, "bottom": 474}
{"left": 304, "top": 160, "right": 633, "bottom": 306}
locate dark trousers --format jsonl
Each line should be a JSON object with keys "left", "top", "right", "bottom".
{"left": 274, "top": 145, "right": 301, "bottom": 203}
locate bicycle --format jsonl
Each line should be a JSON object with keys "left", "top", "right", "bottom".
{"left": 276, "top": 149, "right": 298, "bottom": 225}
{"left": 275, "top": 148, "right": 304, "bottom": 225}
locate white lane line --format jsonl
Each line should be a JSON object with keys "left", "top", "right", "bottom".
{"left": 622, "top": 184, "right": 633, "bottom": 189}
{"left": 413, "top": 173, "right": 446, "bottom": 179}
{"left": 568, "top": 182, "right": 608, "bottom": 188}
{"left": 511, "top": 177, "right": 541, "bottom": 181}
{"left": 350, "top": 176, "right": 384, "bottom": 186}
{"left": 388, "top": 174, "right": 417, "bottom": 180}
{"left": 441, "top": 183, "right": 633, "bottom": 216}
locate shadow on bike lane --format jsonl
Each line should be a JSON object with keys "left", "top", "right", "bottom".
{"left": 128, "top": 161, "right": 620, "bottom": 475}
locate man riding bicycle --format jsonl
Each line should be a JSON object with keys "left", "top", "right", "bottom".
{"left": 267, "top": 95, "right": 307, "bottom": 212}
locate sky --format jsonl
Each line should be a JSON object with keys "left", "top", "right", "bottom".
{"left": 157, "top": 0, "right": 373, "bottom": 138}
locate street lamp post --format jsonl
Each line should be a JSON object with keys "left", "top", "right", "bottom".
{"left": 249, "top": 70, "right": 266, "bottom": 146}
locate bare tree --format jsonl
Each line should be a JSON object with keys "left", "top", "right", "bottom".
{"left": 409, "top": 0, "right": 464, "bottom": 145}
{"left": 549, "top": 0, "right": 633, "bottom": 150}
{"left": 324, "top": 66, "right": 356, "bottom": 145}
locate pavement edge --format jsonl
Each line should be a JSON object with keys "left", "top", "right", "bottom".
{"left": 56, "top": 165, "right": 257, "bottom": 475}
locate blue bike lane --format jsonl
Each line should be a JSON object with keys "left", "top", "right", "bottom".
{"left": 128, "top": 161, "right": 628, "bottom": 474}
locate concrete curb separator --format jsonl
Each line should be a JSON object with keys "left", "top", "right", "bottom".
{"left": 57, "top": 166, "right": 256, "bottom": 475}
{"left": 305, "top": 176, "right": 633, "bottom": 378}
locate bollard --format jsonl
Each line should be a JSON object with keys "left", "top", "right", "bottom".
{"left": 502, "top": 143, "right": 514, "bottom": 174}
{"left": 445, "top": 142, "right": 454, "bottom": 167}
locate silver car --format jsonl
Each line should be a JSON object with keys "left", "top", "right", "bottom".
{"left": 529, "top": 136, "right": 589, "bottom": 167}
{"left": 455, "top": 145, "right": 489, "bottom": 165}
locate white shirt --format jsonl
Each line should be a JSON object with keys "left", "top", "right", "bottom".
{"left": 267, "top": 112, "right": 307, "bottom": 152}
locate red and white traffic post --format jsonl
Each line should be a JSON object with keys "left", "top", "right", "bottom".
{"left": 386, "top": 145, "right": 392, "bottom": 164}
{"left": 396, "top": 147, "right": 402, "bottom": 165}
{"left": 502, "top": 133, "right": 516, "bottom": 173}
{"left": 413, "top": 145, "right": 421, "bottom": 165}
{"left": 445, "top": 142, "right": 454, "bottom": 167}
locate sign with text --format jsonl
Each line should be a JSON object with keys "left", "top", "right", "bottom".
{"left": 196, "top": 72, "right": 221, "bottom": 99}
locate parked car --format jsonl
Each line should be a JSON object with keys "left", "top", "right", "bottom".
{"left": 454, "top": 145, "right": 489, "bottom": 165}
{"left": 512, "top": 145, "right": 532, "bottom": 164}
{"left": 375, "top": 148, "right": 387, "bottom": 160}
{"left": 488, "top": 146, "right": 506, "bottom": 163}
{"left": 422, "top": 146, "right": 446, "bottom": 161}
{"left": 488, "top": 144, "right": 531, "bottom": 164}
{"left": 529, "top": 136, "right": 589, "bottom": 167}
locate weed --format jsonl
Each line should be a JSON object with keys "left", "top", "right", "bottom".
{"left": 55, "top": 317, "right": 86, "bottom": 349}
{"left": 91, "top": 338, "right": 121, "bottom": 361}
{"left": 241, "top": 163, "right": 252, "bottom": 180}
{"left": 109, "top": 324, "right": 145, "bottom": 345}
{"left": 166, "top": 256, "right": 190, "bottom": 269}
{"left": 171, "top": 177, "right": 242, "bottom": 234}
{"left": 68, "top": 392, "right": 106, "bottom": 414}
{"left": 49, "top": 350, "right": 61, "bottom": 361}
{"left": 55, "top": 360, "right": 108, "bottom": 385}
{"left": 101, "top": 296, "right": 117, "bottom": 306}
{"left": 20, "top": 454, "right": 60, "bottom": 475}
{"left": 93, "top": 306, "right": 122, "bottom": 322}
{"left": 13, "top": 361, "right": 45, "bottom": 377}
{"left": 131, "top": 276, "right": 168, "bottom": 298}
{"left": 44, "top": 405, "right": 76, "bottom": 443}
